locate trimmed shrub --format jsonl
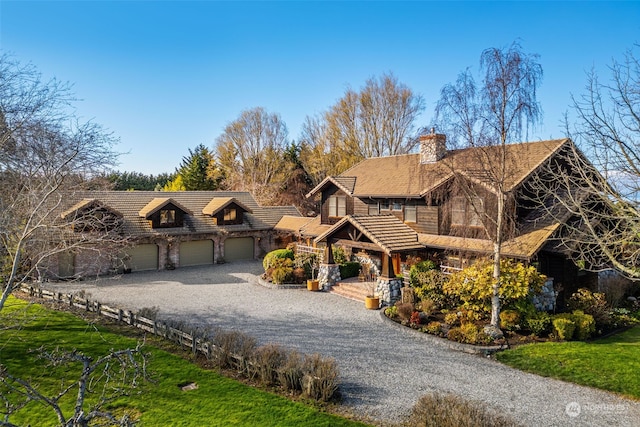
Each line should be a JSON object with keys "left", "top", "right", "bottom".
{"left": 251, "top": 344, "right": 288, "bottom": 386}
{"left": 410, "top": 311, "right": 422, "bottom": 325}
{"left": 571, "top": 310, "right": 596, "bottom": 340}
{"left": 404, "top": 393, "right": 521, "bottom": 427}
{"left": 444, "top": 312, "right": 459, "bottom": 326}
{"left": 569, "top": 288, "right": 611, "bottom": 327}
{"left": 552, "top": 316, "right": 576, "bottom": 341}
{"left": 331, "top": 246, "right": 347, "bottom": 265}
{"left": 499, "top": 309, "right": 521, "bottom": 331}
{"left": 385, "top": 305, "right": 399, "bottom": 319}
{"left": 424, "top": 321, "right": 443, "bottom": 335}
{"left": 396, "top": 302, "right": 415, "bottom": 321}
{"left": 271, "top": 258, "right": 293, "bottom": 284}
{"left": 277, "top": 350, "right": 304, "bottom": 392}
{"left": 525, "top": 311, "right": 552, "bottom": 336}
{"left": 302, "top": 354, "right": 339, "bottom": 402}
{"left": 443, "top": 259, "right": 546, "bottom": 315}
{"left": 339, "top": 261, "right": 361, "bottom": 279}
{"left": 210, "top": 329, "right": 257, "bottom": 372}
{"left": 262, "top": 248, "right": 294, "bottom": 271}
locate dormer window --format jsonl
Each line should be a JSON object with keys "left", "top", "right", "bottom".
{"left": 61, "top": 199, "right": 123, "bottom": 233}
{"left": 328, "top": 195, "right": 346, "bottom": 217}
{"left": 224, "top": 208, "right": 237, "bottom": 222}
{"left": 160, "top": 209, "right": 176, "bottom": 226}
{"left": 139, "top": 198, "right": 191, "bottom": 229}
{"left": 202, "top": 197, "right": 251, "bottom": 226}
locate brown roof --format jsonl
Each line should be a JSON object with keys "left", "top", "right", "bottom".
{"left": 138, "top": 197, "right": 194, "bottom": 218}
{"left": 59, "top": 191, "right": 299, "bottom": 236}
{"left": 418, "top": 223, "right": 559, "bottom": 260}
{"left": 274, "top": 215, "right": 331, "bottom": 238}
{"left": 315, "top": 214, "right": 424, "bottom": 255}
{"left": 60, "top": 198, "right": 123, "bottom": 220}
{"left": 308, "top": 139, "right": 569, "bottom": 198}
{"left": 202, "top": 197, "right": 253, "bottom": 216}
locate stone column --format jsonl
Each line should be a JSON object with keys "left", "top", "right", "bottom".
{"left": 375, "top": 277, "right": 404, "bottom": 305}
{"left": 318, "top": 264, "right": 341, "bottom": 291}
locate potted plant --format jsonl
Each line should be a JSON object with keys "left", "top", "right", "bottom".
{"left": 364, "top": 277, "right": 380, "bottom": 309}
{"left": 300, "top": 253, "right": 319, "bottom": 291}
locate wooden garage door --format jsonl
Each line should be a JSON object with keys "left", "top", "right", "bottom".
{"left": 124, "top": 244, "right": 158, "bottom": 271}
{"left": 224, "top": 237, "right": 254, "bottom": 261}
{"left": 180, "top": 240, "right": 214, "bottom": 267}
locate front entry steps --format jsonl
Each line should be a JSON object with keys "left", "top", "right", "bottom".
{"left": 329, "top": 280, "right": 373, "bottom": 302}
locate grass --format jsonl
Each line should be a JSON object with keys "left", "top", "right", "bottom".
{"left": 496, "top": 326, "right": 640, "bottom": 399}
{"left": 0, "top": 296, "right": 368, "bottom": 426}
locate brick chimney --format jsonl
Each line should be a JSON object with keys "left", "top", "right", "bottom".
{"left": 420, "top": 129, "right": 446, "bottom": 164}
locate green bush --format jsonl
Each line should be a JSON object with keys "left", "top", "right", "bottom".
{"left": 412, "top": 270, "right": 449, "bottom": 308}
{"left": 339, "top": 261, "right": 361, "bottom": 279}
{"left": 443, "top": 259, "right": 546, "bottom": 315}
{"left": 271, "top": 258, "right": 293, "bottom": 284}
{"left": 331, "top": 246, "right": 347, "bottom": 265}
{"left": 385, "top": 305, "right": 399, "bottom": 319}
{"left": 409, "top": 260, "right": 437, "bottom": 286}
{"left": 499, "top": 309, "right": 521, "bottom": 331}
{"left": 571, "top": 310, "right": 596, "bottom": 340}
{"left": 263, "top": 249, "right": 294, "bottom": 271}
{"left": 404, "top": 393, "right": 520, "bottom": 427}
{"left": 423, "top": 321, "right": 443, "bottom": 335}
{"left": 552, "top": 316, "right": 576, "bottom": 341}
{"left": 569, "top": 288, "right": 611, "bottom": 328}
{"left": 525, "top": 311, "right": 552, "bottom": 336}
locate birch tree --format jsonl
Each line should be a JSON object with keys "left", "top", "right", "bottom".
{"left": 434, "top": 42, "right": 543, "bottom": 331}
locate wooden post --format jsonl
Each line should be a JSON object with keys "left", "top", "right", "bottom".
{"left": 127, "top": 310, "right": 134, "bottom": 326}
{"left": 381, "top": 253, "right": 395, "bottom": 278}
{"left": 326, "top": 240, "right": 335, "bottom": 264}
{"left": 118, "top": 309, "right": 123, "bottom": 322}
{"left": 85, "top": 299, "right": 90, "bottom": 311}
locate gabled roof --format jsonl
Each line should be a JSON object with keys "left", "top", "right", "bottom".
{"left": 138, "top": 197, "right": 193, "bottom": 219}
{"left": 314, "top": 139, "right": 569, "bottom": 198}
{"left": 315, "top": 214, "right": 424, "bottom": 255}
{"left": 55, "top": 191, "right": 299, "bottom": 236}
{"left": 307, "top": 176, "right": 357, "bottom": 198}
{"left": 274, "top": 215, "right": 332, "bottom": 237}
{"left": 202, "top": 197, "right": 253, "bottom": 216}
{"left": 60, "top": 198, "right": 122, "bottom": 220}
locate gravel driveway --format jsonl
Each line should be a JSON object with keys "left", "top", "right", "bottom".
{"left": 44, "top": 262, "right": 640, "bottom": 426}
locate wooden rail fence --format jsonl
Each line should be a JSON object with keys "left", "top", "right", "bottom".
{"left": 19, "top": 284, "right": 212, "bottom": 358}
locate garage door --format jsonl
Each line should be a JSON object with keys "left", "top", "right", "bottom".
{"left": 180, "top": 240, "right": 214, "bottom": 267}
{"left": 224, "top": 237, "right": 254, "bottom": 261}
{"left": 124, "top": 244, "right": 158, "bottom": 271}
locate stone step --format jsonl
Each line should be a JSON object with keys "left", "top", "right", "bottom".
{"left": 330, "top": 282, "right": 372, "bottom": 302}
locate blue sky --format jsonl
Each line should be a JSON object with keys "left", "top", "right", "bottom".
{"left": 1, "top": 1, "right": 639, "bottom": 174}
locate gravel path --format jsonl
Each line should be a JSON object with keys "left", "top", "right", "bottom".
{"left": 44, "top": 262, "right": 640, "bottom": 426}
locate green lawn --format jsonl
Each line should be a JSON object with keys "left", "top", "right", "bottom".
{"left": 0, "top": 297, "right": 368, "bottom": 426}
{"left": 496, "top": 326, "right": 640, "bottom": 399}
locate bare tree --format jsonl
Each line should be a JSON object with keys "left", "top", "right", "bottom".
{"left": 299, "top": 72, "right": 424, "bottom": 186}
{"left": 526, "top": 46, "right": 640, "bottom": 280}
{"left": 0, "top": 344, "right": 147, "bottom": 426}
{"left": 0, "top": 54, "right": 125, "bottom": 312}
{"left": 434, "top": 42, "right": 543, "bottom": 330}
{"left": 215, "top": 107, "right": 289, "bottom": 204}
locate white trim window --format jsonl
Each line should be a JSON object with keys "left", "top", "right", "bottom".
{"left": 451, "top": 196, "right": 484, "bottom": 227}
{"left": 368, "top": 202, "right": 380, "bottom": 215}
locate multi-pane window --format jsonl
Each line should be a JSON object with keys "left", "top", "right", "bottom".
{"left": 380, "top": 200, "right": 390, "bottom": 211}
{"left": 223, "top": 208, "right": 237, "bottom": 222}
{"left": 328, "top": 195, "right": 346, "bottom": 217}
{"left": 160, "top": 209, "right": 176, "bottom": 225}
{"left": 451, "top": 196, "right": 484, "bottom": 227}
{"left": 392, "top": 200, "right": 403, "bottom": 211}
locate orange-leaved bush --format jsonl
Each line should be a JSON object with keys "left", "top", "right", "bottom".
{"left": 442, "top": 259, "right": 546, "bottom": 315}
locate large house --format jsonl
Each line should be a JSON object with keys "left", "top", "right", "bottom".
{"left": 276, "top": 133, "right": 599, "bottom": 301}
{"left": 46, "top": 191, "right": 299, "bottom": 279}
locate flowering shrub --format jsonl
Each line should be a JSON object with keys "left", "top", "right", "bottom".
{"left": 442, "top": 259, "right": 546, "bottom": 315}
